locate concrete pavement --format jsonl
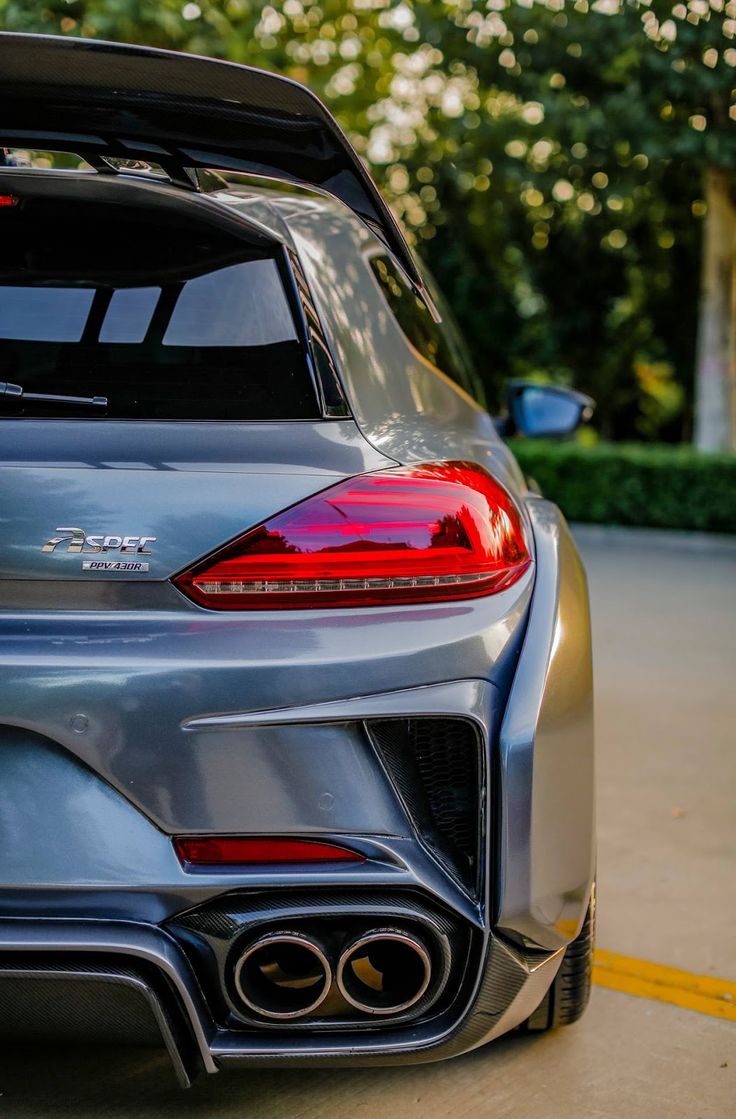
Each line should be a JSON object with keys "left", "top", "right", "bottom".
{"left": 0, "top": 990, "right": 734, "bottom": 1118}
{"left": 575, "top": 525, "right": 736, "bottom": 979}
{"left": 1, "top": 525, "right": 734, "bottom": 1117}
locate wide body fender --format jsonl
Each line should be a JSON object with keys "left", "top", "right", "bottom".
{"left": 497, "top": 497, "right": 595, "bottom": 950}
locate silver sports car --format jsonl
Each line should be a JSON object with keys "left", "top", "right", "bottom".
{"left": 0, "top": 33, "right": 595, "bottom": 1085}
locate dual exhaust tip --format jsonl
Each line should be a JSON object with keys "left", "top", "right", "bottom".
{"left": 233, "top": 927, "right": 432, "bottom": 1021}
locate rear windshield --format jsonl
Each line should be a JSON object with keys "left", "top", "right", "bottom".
{"left": 0, "top": 197, "right": 319, "bottom": 419}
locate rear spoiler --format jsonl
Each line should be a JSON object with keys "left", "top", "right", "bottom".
{"left": 0, "top": 33, "right": 435, "bottom": 314}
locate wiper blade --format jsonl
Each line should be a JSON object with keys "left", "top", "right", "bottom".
{"left": 0, "top": 382, "right": 108, "bottom": 408}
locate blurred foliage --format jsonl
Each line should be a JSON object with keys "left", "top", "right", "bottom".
{"left": 512, "top": 438, "right": 736, "bottom": 530}
{"left": 2, "top": 0, "right": 734, "bottom": 439}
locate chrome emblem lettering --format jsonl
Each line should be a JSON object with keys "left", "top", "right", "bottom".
{"left": 42, "top": 526, "right": 87, "bottom": 554}
{"left": 81, "top": 560, "right": 150, "bottom": 572}
{"left": 42, "top": 527, "right": 156, "bottom": 556}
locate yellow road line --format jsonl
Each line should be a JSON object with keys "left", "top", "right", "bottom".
{"left": 593, "top": 948, "right": 736, "bottom": 1022}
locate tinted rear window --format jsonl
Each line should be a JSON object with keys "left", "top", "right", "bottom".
{"left": 0, "top": 199, "right": 319, "bottom": 419}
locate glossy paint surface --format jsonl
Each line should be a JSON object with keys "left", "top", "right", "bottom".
{"left": 498, "top": 498, "right": 596, "bottom": 950}
{"left": 0, "top": 582, "right": 530, "bottom": 835}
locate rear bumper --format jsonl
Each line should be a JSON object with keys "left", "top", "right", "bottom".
{"left": 0, "top": 918, "right": 562, "bottom": 1083}
{"left": 0, "top": 498, "right": 593, "bottom": 1073}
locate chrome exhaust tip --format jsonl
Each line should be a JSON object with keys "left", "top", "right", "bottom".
{"left": 336, "top": 928, "right": 432, "bottom": 1015}
{"left": 233, "top": 930, "right": 332, "bottom": 1020}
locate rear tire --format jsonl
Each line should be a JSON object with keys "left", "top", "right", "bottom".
{"left": 523, "top": 881, "right": 596, "bottom": 1031}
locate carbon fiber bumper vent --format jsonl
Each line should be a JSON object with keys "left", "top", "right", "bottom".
{"left": 170, "top": 888, "right": 470, "bottom": 1032}
{"left": 368, "top": 717, "right": 483, "bottom": 891}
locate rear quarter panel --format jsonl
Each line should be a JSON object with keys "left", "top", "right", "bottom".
{"left": 284, "top": 204, "right": 526, "bottom": 496}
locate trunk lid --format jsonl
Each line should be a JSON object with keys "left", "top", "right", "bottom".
{"left": 0, "top": 420, "right": 395, "bottom": 584}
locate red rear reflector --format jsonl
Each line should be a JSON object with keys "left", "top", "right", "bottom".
{"left": 174, "top": 461, "right": 531, "bottom": 610}
{"left": 0, "top": 195, "right": 19, "bottom": 207}
{"left": 174, "top": 836, "right": 364, "bottom": 866}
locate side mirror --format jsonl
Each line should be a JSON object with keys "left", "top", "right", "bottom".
{"left": 504, "top": 380, "right": 595, "bottom": 438}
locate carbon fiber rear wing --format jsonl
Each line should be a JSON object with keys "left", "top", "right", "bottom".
{"left": 0, "top": 32, "right": 434, "bottom": 312}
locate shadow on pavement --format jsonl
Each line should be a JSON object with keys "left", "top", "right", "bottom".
{"left": 0, "top": 1032, "right": 539, "bottom": 1118}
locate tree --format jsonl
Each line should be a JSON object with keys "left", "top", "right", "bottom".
{"left": 406, "top": 0, "right": 735, "bottom": 445}
{"left": 695, "top": 165, "right": 735, "bottom": 450}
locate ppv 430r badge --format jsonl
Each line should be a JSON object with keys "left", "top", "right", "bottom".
{"left": 42, "top": 527, "right": 156, "bottom": 572}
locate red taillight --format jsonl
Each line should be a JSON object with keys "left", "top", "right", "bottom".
{"left": 0, "top": 195, "right": 19, "bottom": 207}
{"left": 173, "top": 836, "right": 364, "bottom": 866}
{"left": 174, "top": 461, "right": 531, "bottom": 610}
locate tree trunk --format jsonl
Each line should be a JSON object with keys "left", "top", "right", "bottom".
{"left": 694, "top": 167, "right": 736, "bottom": 452}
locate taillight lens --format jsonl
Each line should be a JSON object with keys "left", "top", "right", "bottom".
{"left": 174, "top": 461, "right": 531, "bottom": 610}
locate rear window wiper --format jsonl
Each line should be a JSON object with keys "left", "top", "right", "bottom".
{"left": 0, "top": 381, "right": 108, "bottom": 408}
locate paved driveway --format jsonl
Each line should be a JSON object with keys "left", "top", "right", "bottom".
{"left": 2, "top": 526, "right": 735, "bottom": 1118}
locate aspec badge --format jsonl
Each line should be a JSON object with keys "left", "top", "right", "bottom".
{"left": 42, "top": 526, "right": 157, "bottom": 573}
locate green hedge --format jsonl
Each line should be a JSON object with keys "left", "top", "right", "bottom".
{"left": 511, "top": 441, "right": 736, "bottom": 534}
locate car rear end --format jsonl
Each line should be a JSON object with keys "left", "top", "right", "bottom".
{"left": 0, "top": 34, "right": 594, "bottom": 1085}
